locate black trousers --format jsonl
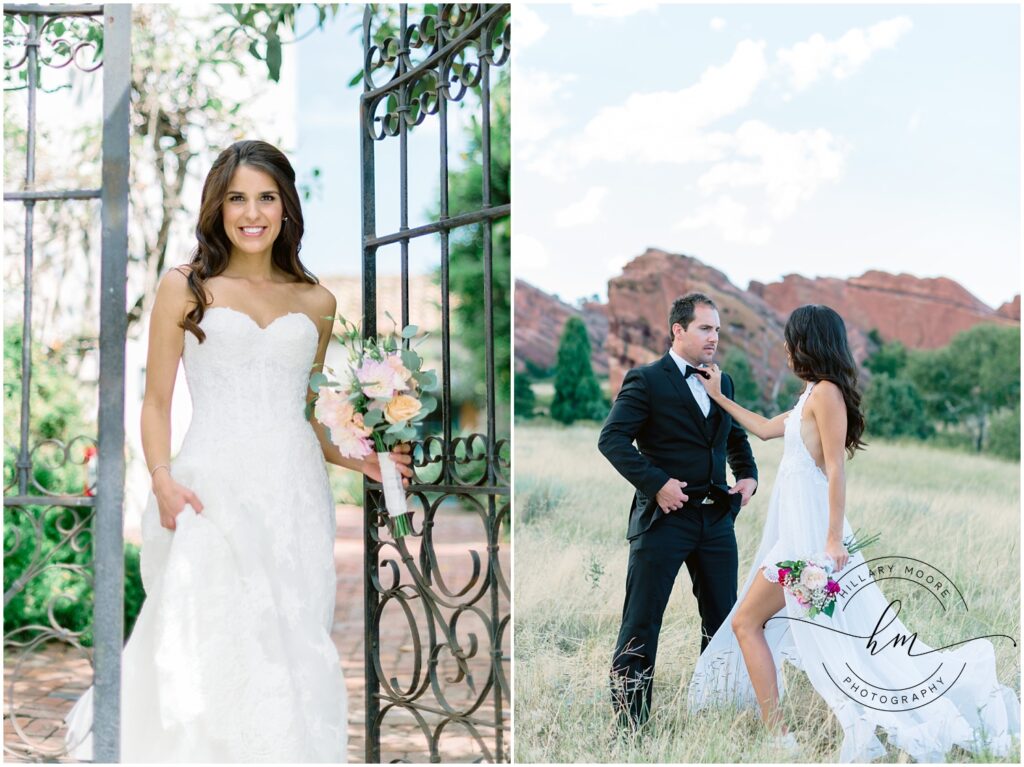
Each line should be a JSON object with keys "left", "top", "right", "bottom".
{"left": 610, "top": 504, "right": 739, "bottom": 727}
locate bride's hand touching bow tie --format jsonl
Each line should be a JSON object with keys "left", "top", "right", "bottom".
{"left": 697, "top": 363, "right": 723, "bottom": 399}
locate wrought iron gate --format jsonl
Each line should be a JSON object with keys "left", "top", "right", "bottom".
{"left": 3, "top": 4, "right": 130, "bottom": 762}
{"left": 359, "top": 4, "right": 510, "bottom": 762}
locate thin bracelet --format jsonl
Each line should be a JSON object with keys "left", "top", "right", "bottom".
{"left": 150, "top": 464, "right": 170, "bottom": 478}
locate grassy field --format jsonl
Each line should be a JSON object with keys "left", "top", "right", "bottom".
{"left": 513, "top": 420, "right": 1021, "bottom": 763}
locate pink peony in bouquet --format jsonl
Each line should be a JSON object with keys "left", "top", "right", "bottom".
{"left": 309, "top": 315, "right": 437, "bottom": 538}
{"left": 775, "top": 530, "right": 880, "bottom": 619}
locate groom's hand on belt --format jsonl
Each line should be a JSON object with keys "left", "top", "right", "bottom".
{"left": 656, "top": 478, "right": 688, "bottom": 512}
{"left": 728, "top": 478, "right": 758, "bottom": 507}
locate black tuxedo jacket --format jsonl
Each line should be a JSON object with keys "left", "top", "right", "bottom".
{"left": 598, "top": 352, "right": 758, "bottom": 540}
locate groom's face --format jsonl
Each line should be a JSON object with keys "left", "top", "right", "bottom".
{"left": 673, "top": 304, "right": 720, "bottom": 365}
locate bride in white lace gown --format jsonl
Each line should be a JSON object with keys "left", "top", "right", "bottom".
{"left": 65, "top": 141, "right": 410, "bottom": 762}
{"left": 687, "top": 305, "right": 1019, "bottom": 762}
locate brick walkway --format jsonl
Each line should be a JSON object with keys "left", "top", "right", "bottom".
{"left": 3, "top": 504, "right": 510, "bottom": 762}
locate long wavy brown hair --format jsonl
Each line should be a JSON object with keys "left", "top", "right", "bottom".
{"left": 784, "top": 304, "right": 867, "bottom": 458}
{"left": 181, "top": 140, "right": 317, "bottom": 341}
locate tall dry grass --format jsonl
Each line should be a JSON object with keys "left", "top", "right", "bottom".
{"left": 513, "top": 422, "right": 1020, "bottom": 763}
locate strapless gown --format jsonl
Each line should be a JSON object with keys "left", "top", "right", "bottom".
{"left": 65, "top": 306, "right": 348, "bottom": 762}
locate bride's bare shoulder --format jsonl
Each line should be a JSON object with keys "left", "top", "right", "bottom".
{"left": 808, "top": 380, "right": 845, "bottom": 414}
{"left": 154, "top": 265, "right": 196, "bottom": 315}
{"left": 293, "top": 281, "right": 337, "bottom": 324}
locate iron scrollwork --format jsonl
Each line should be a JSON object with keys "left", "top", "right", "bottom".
{"left": 360, "top": 3, "right": 511, "bottom": 762}
{"left": 362, "top": 4, "right": 510, "bottom": 141}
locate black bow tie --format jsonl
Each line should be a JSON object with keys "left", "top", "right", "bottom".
{"left": 684, "top": 364, "right": 709, "bottom": 380}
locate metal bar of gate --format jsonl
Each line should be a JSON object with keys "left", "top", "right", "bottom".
{"left": 359, "top": 6, "right": 381, "bottom": 762}
{"left": 93, "top": 4, "right": 131, "bottom": 761}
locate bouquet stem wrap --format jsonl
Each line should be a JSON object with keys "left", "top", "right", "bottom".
{"left": 377, "top": 451, "right": 411, "bottom": 538}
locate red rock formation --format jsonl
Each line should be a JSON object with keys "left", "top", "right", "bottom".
{"left": 605, "top": 249, "right": 788, "bottom": 395}
{"left": 750, "top": 271, "right": 1016, "bottom": 350}
{"left": 997, "top": 295, "right": 1020, "bottom": 321}
{"left": 514, "top": 279, "right": 608, "bottom": 375}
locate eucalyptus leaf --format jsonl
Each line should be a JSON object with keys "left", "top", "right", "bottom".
{"left": 309, "top": 372, "right": 328, "bottom": 393}
{"left": 364, "top": 409, "right": 383, "bottom": 427}
{"left": 401, "top": 348, "right": 420, "bottom": 371}
{"left": 401, "top": 324, "right": 419, "bottom": 339}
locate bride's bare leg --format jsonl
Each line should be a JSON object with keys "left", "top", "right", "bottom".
{"left": 731, "top": 570, "right": 787, "bottom": 733}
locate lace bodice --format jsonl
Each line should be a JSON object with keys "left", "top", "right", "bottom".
{"left": 778, "top": 382, "right": 826, "bottom": 483}
{"left": 181, "top": 307, "right": 319, "bottom": 438}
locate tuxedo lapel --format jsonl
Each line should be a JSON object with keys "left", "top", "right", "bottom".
{"left": 709, "top": 399, "right": 728, "bottom": 444}
{"left": 660, "top": 354, "right": 709, "bottom": 439}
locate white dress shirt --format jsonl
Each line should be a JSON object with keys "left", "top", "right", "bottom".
{"left": 668, "top": 348, "right": 711, "bottom": 418}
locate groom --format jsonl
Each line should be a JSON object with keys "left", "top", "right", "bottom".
{"left": 598, "top": 292, "right": 758, "bottom": 729}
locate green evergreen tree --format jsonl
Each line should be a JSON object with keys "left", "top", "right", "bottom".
{"left": 721, "top": 349, "right": 761, "bottom": 412}
{"left": 863, "top": 339, "right": 909, "bottom": 378}
{"left": 514, "top": 371, "right": 537, "bottom": 420}
{"left": 550, "top": 317, "right": 607, "bottom": 424}
{"left": 863, "top": 374, "right": 933, "bottom": 439}
{"left": 774, "top": 373, "right": 805, "bottom": 415}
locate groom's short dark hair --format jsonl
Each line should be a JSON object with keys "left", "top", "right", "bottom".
{"left": 670, "top": 293, "right": 717, "bottom": 332}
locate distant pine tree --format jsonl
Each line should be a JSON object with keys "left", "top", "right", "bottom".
{"left": 550, "top": 317, "right": 607, "bottom": 424}
{"left": 514, "top": 371, "right": 537, "bottom": 420}
{"left": 721, "top": 348, "right": 761, "bottom": 412}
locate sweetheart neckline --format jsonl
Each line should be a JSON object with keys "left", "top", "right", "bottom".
{"left": 202, "top": 305, "right": 319, "bottom": 335}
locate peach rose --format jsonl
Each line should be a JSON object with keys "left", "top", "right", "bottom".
{"left": 384, "top": 393, "right": 422, "bottom": 424}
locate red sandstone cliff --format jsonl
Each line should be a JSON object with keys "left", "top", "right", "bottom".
{"left": 514, "top": 279, "right": 608, "bottom": 375}
{"left": 514, "top": 251, "right": 1018, "bottom": 399}
{"left": 605, "top": 248, "right": 788, "bottom": 394}
{"left": 750, "top": 271, "right": 1016, "bottom": 351}
{"left": 997, "top": 295, "right": 1020, "bottom": 321}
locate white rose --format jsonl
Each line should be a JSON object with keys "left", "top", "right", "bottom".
{"left": 800, "top": 565, "right": 828, "bottom": 591}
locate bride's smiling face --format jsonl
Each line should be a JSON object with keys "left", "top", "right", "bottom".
{"left": 221, "top": 164, "right": 284, "bottom": 259}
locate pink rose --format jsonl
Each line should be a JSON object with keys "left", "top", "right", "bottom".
{"left": 778, "top": 567, "right": 791, "bottom": 583}
{"left": 355, "top": 358, "right": 408, "bottom": 399}
{"left": 825, "top": 579, "right": 841, "bottom": 595}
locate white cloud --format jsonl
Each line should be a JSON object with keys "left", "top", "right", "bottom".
{"left": 710, "top": 17, "right": 727, "bottom": 32}
{"left": 571, "top": 39, "right": 768, "bottom": 166}
{"left": 515, "top": 67, "right": 577, "bottom": 145}
{"left": 513, "top": 234, "right": 550, "bottom": 275}
{"left": 776, "top": 16, "right": 912, "bottom": 91}
{"left": 676, "top": 196, "right": 772, "bottom": 245}
{"left": 697, "top": 121, "right": 848, "bottom": 219}
{"left": 515, "top": 4, "right": 549, "bottom": 51}
{"left": 555, "top": 186, "right": 610, "bottom": 228}
{"left": 571, "top": 2, "right": 658, "bottom": 19}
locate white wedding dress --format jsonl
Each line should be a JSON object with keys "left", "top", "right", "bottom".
{"left": 689, "top": 383, "right": 1019, "bottom": 762}
{"left": 65, "top": 306, "right": 348, "bottom": 763}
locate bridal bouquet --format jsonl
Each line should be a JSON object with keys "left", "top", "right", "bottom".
{"left": 775, "top": 530, "right": 881, "bottom": 619}
{"left": 309, "top": 315, "right": 437, "bottom": 539}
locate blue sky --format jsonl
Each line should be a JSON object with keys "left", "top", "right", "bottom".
{"left": 513, "top": 3, "right": 1020, "bottom": 309}
{"left": 292, "top": 6, "right": 474, "bottom": 278}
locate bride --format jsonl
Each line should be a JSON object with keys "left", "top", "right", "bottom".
{"left": 688, "top": 305, "right": 1019, "bottom": 762}
{"left": 65, "top": 140, "right": 411, "bottom": 762}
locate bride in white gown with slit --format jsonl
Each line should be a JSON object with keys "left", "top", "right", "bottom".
{"left": 687, "top": 305, "right": 1019, "bottom": 762}
{"left": 65, "top": 140, "right": 410, "bottom": 762}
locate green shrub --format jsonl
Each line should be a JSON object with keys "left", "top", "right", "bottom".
{"left": 4, "top": 324, "right": 144, "bottom": 645}
{"left": 515, "top": 371, "right": 537, "bottom": 420}
{"left": 863, "top": 374, "right": 934, "bottom": 440}
{"left": 987, "top": 406, "right": 1020, "bottom": 460}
